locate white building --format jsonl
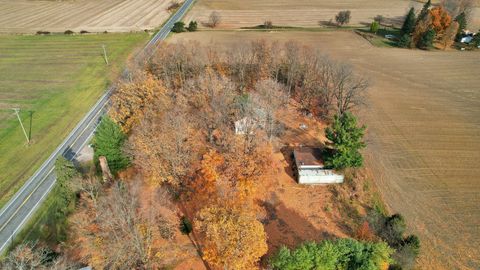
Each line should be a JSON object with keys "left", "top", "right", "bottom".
{"left": 293, "top": 147, "right": 344, "bottom": 184}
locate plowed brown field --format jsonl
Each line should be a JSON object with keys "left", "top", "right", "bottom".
{"left": 0, "top": 0, "right": 171, "bottom": 33}
{"left": 169, "top": 30, "right": 480, "bottom": 269}
{"left": 184, "top": 0, "right": 480, "bottom": 30}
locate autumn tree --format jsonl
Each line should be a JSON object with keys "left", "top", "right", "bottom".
{"left": 195, "top": 202, "right": 268, "bottom": 270}
{"left": 325, "top": 112, "right": 366, "bottom": 169}
{"left": 69, "top": 182, "right": 175, "bottom": 269}
{"left": 412, "top": 14, "right": 433, "bottom": 48}
{"left": 129, "top": 107, "right": 195, "bottom": 186}
{"left": 110, "top": 72, "right": 166, "bottom": 133}
{"left": 429, "top": 6, "right": 452, "bottom": 37}
{"left": 441, "top": 21, "right": 459, "bottom": 49}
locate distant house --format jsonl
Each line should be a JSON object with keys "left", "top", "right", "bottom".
{"left": 293, "top": 147, "right": 344, "bottom": 184}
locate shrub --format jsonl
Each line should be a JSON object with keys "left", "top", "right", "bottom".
{"left": 370, "top": 21, "right": 380, "bottom": 33}
{"left": 264, "top": 20, "right": 273, "bottom": 29}
{"left": 474, "top": 33, "right": 480, "bottom": 46}
{"left": 186, "top": 21, "right": 198, "bottom": 32}
{"left": 92, "top": 116, "right": 130, "bottom": 174}
{"left": 64, "top": 30, "right": 74, "bottom": 35}
{"left": 335, "top": 10, "right": 351, "bottom": 26}
{"left": 270, "top": 239, "right": 393, "bottom": 270}
{"left": 36, "top": 31, "right": 50, "bottom": 35}
{"left": 171, "top": 21, "right": 186, "bottom": 33}
{"left": 180, "top": 216, "right": 192, "bottom": 234}
{"left": 80, "top": 30, "right": 89, "bottom": 34}
{"left": 398, "top": 34, "right": 412, "bottom": 48}
{"left": 381, "top": 214, "right": 406, "bottom": 247}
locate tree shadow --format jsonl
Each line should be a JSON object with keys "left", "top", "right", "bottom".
{"left": 258, "top": 193, "right": 337, "bottom": 259}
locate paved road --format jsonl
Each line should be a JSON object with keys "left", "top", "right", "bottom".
{"left": 0, "top": 0, "right": 195, "bottom": 253}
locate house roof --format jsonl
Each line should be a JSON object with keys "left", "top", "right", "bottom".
{"left": 293, "top": 147, "right": 325, "bottom": 168}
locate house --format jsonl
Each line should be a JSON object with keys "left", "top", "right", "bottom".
{"left": 293, "top": 147, "right": 344, "bottom": 184}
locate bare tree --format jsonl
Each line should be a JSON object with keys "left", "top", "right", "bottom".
{"left": 252, "top": 79, "right": 289, "bottom": 141}
{"left": 2, "top": 243, "right": 48, "bottom": 270}
{"left": 332, "top": 64, "right": 369, "bottom": 115}
{"left": 70, "top": 172, "right": 102, "bottom": 207}
{"left": 208, "top": 11, "right": 222, "bottom": 28}
{"left": 442, "top": 0, "right": 474, "bottom": 20}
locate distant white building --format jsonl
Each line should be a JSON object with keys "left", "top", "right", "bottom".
{"left": 293, "top": 147, "right": 344, "bottom": 184}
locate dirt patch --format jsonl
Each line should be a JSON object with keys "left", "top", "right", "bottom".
{"left": 0, "top": 0, "right": 172, "bottom": 33}
{"left": 169, "top": 30, "right": 480, "bottom": 269}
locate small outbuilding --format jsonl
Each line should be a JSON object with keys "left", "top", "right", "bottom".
{"left": 293, "top": 147, "right": 344, "bottom": 184}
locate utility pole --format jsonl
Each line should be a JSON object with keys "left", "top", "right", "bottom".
{"left": 12, "top": 108, "right": 30, "bottom": 144}
{"left": 102, "top": 44, "right": 109, "bottom": 65}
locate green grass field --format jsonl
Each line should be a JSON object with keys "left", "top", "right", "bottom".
{"left": 0, "top": 33, "right": 148, "bottom": 207}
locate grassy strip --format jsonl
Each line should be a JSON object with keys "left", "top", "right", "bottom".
{"left": 0, "top": 33, "right": 149, "bottom": 208}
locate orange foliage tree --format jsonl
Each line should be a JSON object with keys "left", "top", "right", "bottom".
{"left": 429, "top": 6, "right": 452, "bottom": 36}
{"left": 195, "top": 202, "right": 268, "bottom": 270}
{"left": 109, "top": 73, "right": 166, "bottom": 133}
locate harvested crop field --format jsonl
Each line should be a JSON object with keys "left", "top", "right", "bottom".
{"left": 184, "top": 0, "right": 480, "bottom": 30}
{"left": 0, "top": 0, "right": 172, "bottom": 33}
{"left": 169, "top": 30, "right": 480, "bottom": 269}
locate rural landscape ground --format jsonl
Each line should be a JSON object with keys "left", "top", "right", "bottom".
{"left": 184, "top": 0, "right": 480, "bottom": 30}
{"left": 0, "top": 0, "right": 479, "bottom": 269}
{"left": 0, "top": 33, "right": 148, "bottom": 207}
{"left": 170, "top": 30, "right": 480, "bottom": 269}
{"left": 0, "top": 0, "right": 172, "bottom": 33}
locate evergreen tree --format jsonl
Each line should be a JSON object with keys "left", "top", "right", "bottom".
{"left": 454, "top": 12, "right": 467, "bottom": 39}
{"left": 54, "top": 156, "right": 78, "bottom": 213}
{"left": 186, "top": 21, "right": 198, "bottom": 32}
{"left": 417, "top": 28, "right": 436, "bottom": 49}
{"left": 92, "top": 116, "right": 130, "bottom": 174}
{"left": 401, "top": 7, "right": 416, "bottom": 35}
{"left": 417, "top": 0, "right": 431, "bottom": 24}
{"left": 270, "top": 239, "right": 393, "bottom": 270}
{"left": 398, "top": 34, "right": 412, "bottom": 48}
{"left": 325, "top": 112, "right": 366, "bottom": 169}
